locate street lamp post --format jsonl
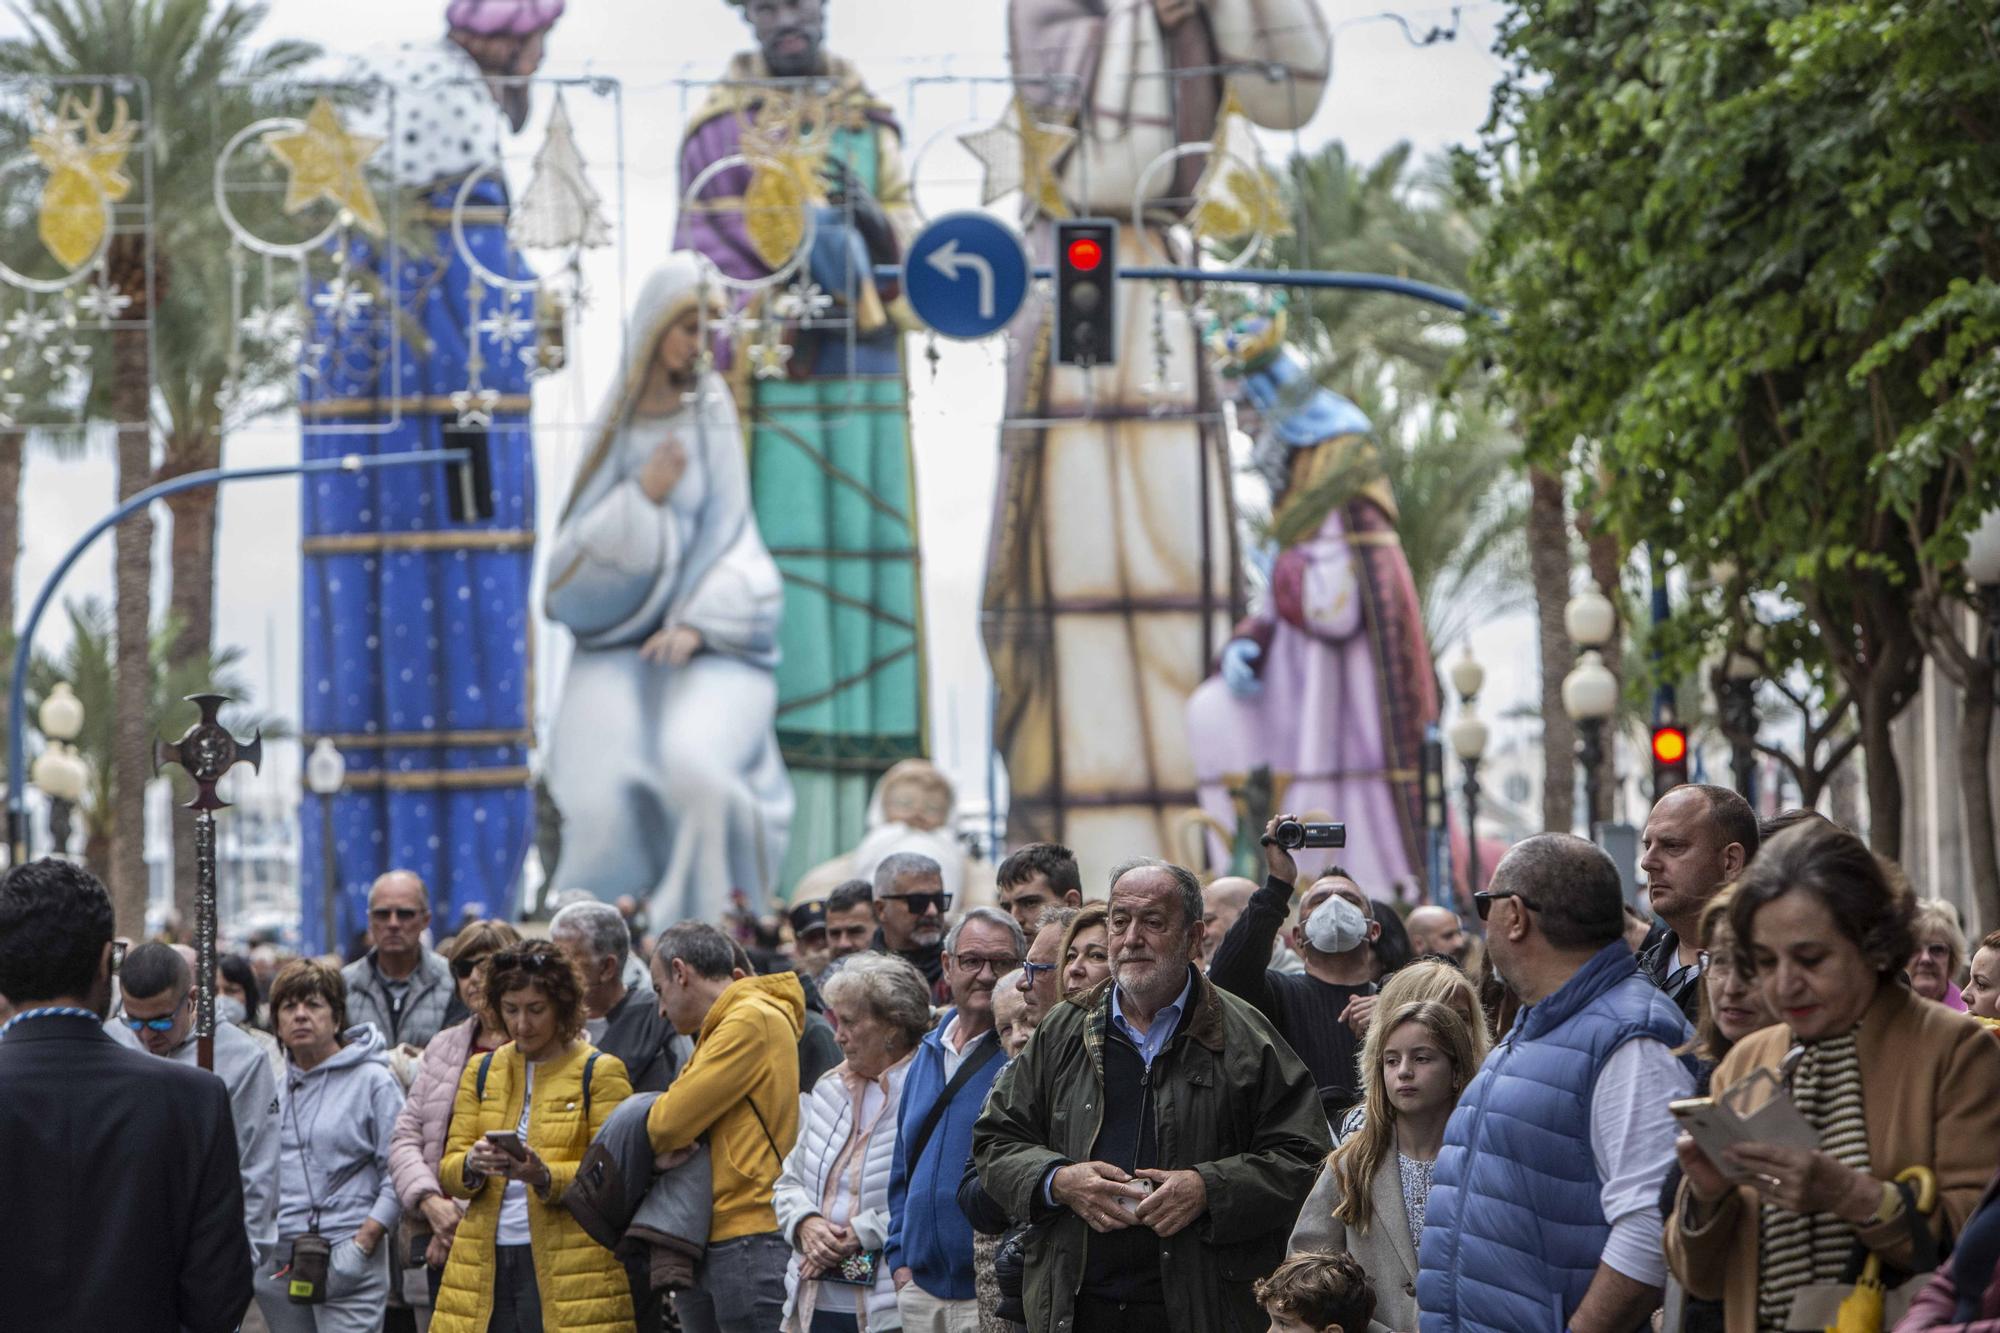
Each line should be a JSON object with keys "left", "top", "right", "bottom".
{"left": 1968, "top": 508, "right": 2000, "bottom": 673}
{"left": 1448, "top": 645, "right": 1489, "bottom": 896}
{"left": 305, "top": 739, "right": 346, "bottom": 957}
{"left": 1564, "top": 589, "right": 1620, "bottom": 840}
{"left": 32, "top": 683, "right": 87, "bottom": 855}
{"left": 1721, "top": 628, "right": 1763, "bottom": 802}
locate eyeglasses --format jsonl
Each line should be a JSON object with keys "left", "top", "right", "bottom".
{"left": 1698, "top": 949, "right": 1744, "bottom": 977}
{"left": 1473, "top": 890, "right": 1542, "bottom": 921}
{"left": 491, "top": 949, "right": 559, "bottom": 973}
{"left": 1021, "top": 960, "right": 1058, "bottom": 984}
{"left": 450, "top": 954, "right": 491, "bottom": 980}
{"left": 880, "top": 892, "right": 952, "bottom": 916}
{"left": 952, "top": 953, "right": 1023, "bottom": 978}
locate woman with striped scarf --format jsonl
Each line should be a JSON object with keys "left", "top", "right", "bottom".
{"left": 1665, "top": 820, "right": 2000, "bottom": 1331}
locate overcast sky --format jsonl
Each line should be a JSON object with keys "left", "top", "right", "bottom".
{"left": 12, "top": 0, "right": 1532, "bottom": 818}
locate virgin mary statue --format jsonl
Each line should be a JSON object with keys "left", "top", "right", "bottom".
{"left": 544, "top": 254, "right": 792, "bottom": 923}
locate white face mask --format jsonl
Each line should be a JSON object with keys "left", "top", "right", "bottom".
{"left": 1305, "top": 895, "right": 1371, "bottom": 955}
{"left": 217, "top": 995, "right": 248, "bottom": 1027}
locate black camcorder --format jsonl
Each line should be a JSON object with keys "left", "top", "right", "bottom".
{"left": 1271, "top": 819, "right": 1347, "bottom": 851}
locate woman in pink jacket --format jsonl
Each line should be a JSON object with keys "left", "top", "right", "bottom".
{"left": 389, "top": 920, "right": 520, "bottom": 1325}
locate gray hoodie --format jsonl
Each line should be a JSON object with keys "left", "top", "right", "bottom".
{"left": 276, "top": 1023, "right": 405, "bottom": 1241}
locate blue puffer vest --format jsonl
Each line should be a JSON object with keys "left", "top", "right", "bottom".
{"left": 1417, "top": 942, "right": 1690, "bottom": 1333}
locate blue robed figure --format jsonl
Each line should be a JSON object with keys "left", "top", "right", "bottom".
{"left": 299, "top": 0, "right": 562, "bottom": 949}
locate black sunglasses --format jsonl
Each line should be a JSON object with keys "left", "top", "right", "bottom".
{"left": 370, "top": 906, "right": 423, "bottom": 922}
{"left": 491, "top": 949, "right": 560, "bottom": 973}
{"left": 880, "top": 891, "right": 952, "bottom": 915}
{"left": 450, "top": 954, "right": 491, "bottom": 980}
{"left": 1473, "top": 890, "right": 1542, "bottom": 921}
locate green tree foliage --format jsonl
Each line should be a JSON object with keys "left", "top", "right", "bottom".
{"left": 1460, "top": 0, "right": 2000, "bottom": 867}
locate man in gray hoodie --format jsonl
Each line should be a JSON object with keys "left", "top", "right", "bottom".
{"left": 118, "top": 942, "right": 280, "bottom": 1270}
{"left": 262, "top": 959, "right": 406, "bottom": 1333}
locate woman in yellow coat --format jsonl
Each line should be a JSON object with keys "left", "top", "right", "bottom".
{"left": 434, "top": 940, "right": 635, "bottom": 1333}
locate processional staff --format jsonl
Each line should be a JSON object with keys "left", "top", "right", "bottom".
{"left": 154, "top": 695, "right": 262, "bottom": 1072}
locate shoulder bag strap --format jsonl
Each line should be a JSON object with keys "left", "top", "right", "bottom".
{"left": 476, "top": 1051, "right": 495, "bottom": 1101}
{"left": 582, "top": 1051, "right": 600, "bottom": 1119}
{"left": 906, "top": 1033, "right": 1004, "bottom": 1176}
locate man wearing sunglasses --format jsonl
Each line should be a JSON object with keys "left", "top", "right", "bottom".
{"left": 119, "top": 942, "right": 281, "bottom": 1276}
{"left": 342, "top": 870, "right": 453, "bottom": 1051}
{"left": 1418, "top": 834, "right": 1692, "bottom": 1333}
{"left": 871, "top": 852, "right": 954, "bottom": 1003}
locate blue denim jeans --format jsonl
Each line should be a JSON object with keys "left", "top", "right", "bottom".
{"left": 673, "top": 1233, "right": 790, "bottom": 1333}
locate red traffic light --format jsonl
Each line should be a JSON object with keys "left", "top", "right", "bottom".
{"left": 1066, "top": 237, "right": 1104, "bottom": 272}
{"left": 1651, "top": 726, "right": 1688, "bottom": 766}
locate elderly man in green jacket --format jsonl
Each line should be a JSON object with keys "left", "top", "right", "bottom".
{"left": 972, "top": 857, "right": 1330, "bottom": 1333}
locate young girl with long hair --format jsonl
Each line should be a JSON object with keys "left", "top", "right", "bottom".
{"left": 1290, "top": 1000, "right": 1480, "bottom": 1332}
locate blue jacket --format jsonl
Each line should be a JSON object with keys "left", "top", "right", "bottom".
{"left": 887, "top": 1011, "right": 1003, "bottom": 1299}
{"left": 1417, "top": 943, "right": 1690, "bottom": 1333}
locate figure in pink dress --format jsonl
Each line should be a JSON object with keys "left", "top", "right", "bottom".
{"left": 1186, "top": 316, "right": 1440, "bottom": 899}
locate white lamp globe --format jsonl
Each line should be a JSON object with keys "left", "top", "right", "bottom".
{"left": 305, "top": 739, "right": 347, "bottom": 797}
{"left": 1566, "top": 589, "right": 1617, "bottom": 650}
{"left": 1563, "top": 650, "right": 1619, "bottom": 722}
{"left": 38, "top": 682, "right": 84, "bottom": 743}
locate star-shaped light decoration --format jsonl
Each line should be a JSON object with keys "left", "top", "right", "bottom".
{"left": 477, "top": 298, "right": 536, "bottom": 353}
{"left": 450, "top": 386, "right": 502, "bottom": 427}
{"left": 263, "top": 97, "right": 387, "bottom": 239}
{"left": 5, "top": 307, "right": 57, "bottom": 346}
{"left": 311, "top": 274, "right": 376, "bottom": 331}
{"left": 958, "top": 98, "right": 1076, "bottom": 222}
{"left": 76, "top": 270, "right": 133, "bottom": 326}
{"left": 748, "top": 339, "right": 794, "bottom": 381}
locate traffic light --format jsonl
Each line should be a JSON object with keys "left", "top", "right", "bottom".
{"left": 1651, "top": 723, "right": 1689, "bottom": 800}
{"left": 1054, "top": 218, "right": 1117, "bottom": 367}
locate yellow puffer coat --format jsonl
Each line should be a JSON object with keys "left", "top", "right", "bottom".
{"left": 432, "top": 1040, "right": 635, "bottom": 1333}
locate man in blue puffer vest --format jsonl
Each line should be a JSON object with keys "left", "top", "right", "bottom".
{"left": 1418, "top": 834, "right": 1693, "bottom": 1333}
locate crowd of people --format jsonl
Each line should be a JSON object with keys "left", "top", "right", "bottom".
{"left": 6, "top": 784, "right": 2000, "bottom": 1333}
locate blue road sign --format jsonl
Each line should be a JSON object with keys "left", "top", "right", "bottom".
{"left": 904, "top": 212, "right": 1031, "bottom": 340}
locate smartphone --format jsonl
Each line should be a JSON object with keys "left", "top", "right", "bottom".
{"left": 1668, "top": 1096, "right": 1713, "bottom": 1121}
{"left": 484, "top": 1130, "right": 527, "bottom": 1160}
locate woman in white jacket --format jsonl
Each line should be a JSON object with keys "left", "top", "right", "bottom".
{"left": 776, "top": 953, "right": 933, "bottom": 1332}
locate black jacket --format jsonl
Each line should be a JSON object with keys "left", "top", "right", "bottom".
{"left": 0, "top": 1013, "right": 253, "bottom": 1332}
{"left": 1637, "top": 927, "right": 1704, "bottom": 1023}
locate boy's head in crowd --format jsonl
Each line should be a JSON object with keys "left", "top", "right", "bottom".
{"left": 1254, "top": 1250, "right": 1376, "bottom": 1333}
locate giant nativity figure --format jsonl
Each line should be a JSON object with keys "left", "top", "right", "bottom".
{"left": 675, "top": 0, "right": 927, "bottom": 895}
{"left": 298, "top": 0, "right": 562, "bottom": 948}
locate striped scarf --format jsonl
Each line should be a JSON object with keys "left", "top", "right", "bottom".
{"left": 1756, "top": 1033, "right": 1871, "bottom": 1331}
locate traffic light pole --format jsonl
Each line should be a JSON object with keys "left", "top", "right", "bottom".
{"left": 6, "top": 449, "right": 467, "bottom": 868}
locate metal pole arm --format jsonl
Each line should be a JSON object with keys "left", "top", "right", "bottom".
{"left": 7, "top": 449, "right": 468, "bottom": 863}
{"left": 875, "top": 263, "right": 1497, "bottom": 320}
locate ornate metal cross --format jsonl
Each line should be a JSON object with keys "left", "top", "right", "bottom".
{"left": 155, "top": 695, "right": 262, "bottom": 1072}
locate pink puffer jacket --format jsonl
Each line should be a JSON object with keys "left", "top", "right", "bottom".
{"left": 389, "top": 1017, "right": 482, "bottom": 1214}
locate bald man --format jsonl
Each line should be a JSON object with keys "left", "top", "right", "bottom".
{"left": 1406, "top": 906, "right": 1468, "bottom": 962}
{"left": 340, "top": 870, "right": 453, "bottom": 1048}
{"left": 1200, "top": 877, "right": 1258, "bottom": 969}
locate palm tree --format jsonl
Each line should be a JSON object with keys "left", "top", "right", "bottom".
{"left": 22, "top": 598, "right": 286, "bottom": 921}
{"left": 0, "top": 0, "right": 315, "bottom": 921}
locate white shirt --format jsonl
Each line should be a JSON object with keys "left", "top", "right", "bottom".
{"left": 938, "top": 1014, "right": 994, "bottom": 1080}
{"left": 496, "top": 1064, "right": 534, "bottom": 1247}
{"left": 1589, "top": 1038, "right": 1694, "bottom": 1287}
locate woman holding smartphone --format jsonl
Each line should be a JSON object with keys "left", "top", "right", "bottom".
{"left": 432, "top": 940, "right": 635, "bottom": 1333}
